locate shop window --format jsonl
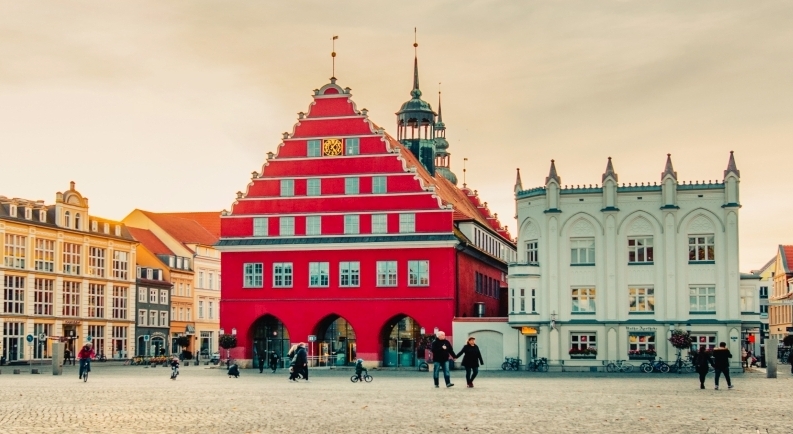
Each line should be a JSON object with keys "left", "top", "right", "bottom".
{"left": 569, "top": 333, "right": 597, "bottom": 358}
{"left": 690, "top": 334, "right": 717, "bottom": 352}
{"left": 628, "top": 333, "right": 656, "bottom": 359}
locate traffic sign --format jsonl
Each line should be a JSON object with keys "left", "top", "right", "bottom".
{"left": 144, "top": 335, "right": 150, "bottom": 342}
{"left": 38, "top": 333, "right": 47, "bottom": 341}
{"left": 26, "top": 334, "right": 34, "bottom": 343}
{"left": 308, "top": 335, "right": 317, "bottom": 342}
{"left": 86, "top": 335, "right": 93, "bottom": 342}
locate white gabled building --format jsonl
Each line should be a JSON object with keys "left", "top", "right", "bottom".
{"left": 506, "top": 153, "right": 759, "bottom": 371}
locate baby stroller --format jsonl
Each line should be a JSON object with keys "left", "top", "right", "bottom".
{"left": 228, "top": 363, "right": 240, "bottom": 378}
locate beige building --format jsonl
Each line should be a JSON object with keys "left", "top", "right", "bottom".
{"left": 769, "top": 245, "right": 793, "bottom": 340}
{"left": 122, "top": 210, "right": 220, "bottom": 359}
{"left": 0, "top": 182, "right": 137, "bottom": 362}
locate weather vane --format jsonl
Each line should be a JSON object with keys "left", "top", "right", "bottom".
{"left": 463, "top": 157, "right": 468, "bottom": 188}
{"left": 331, "top": 35, "right": 339, "bottom": 78}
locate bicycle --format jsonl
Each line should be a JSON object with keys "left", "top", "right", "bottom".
{"left": 526, "top": 358, "right": 549, "bottom": 372}
{"left": 605, "top": 360, "right": 634, "bottom": 373}
{"left": 350, "top": 373, "right": 373, "bottom": 383}
{"left": 170, "top": 365, "right": 179, "bottom": 380}
{"left": 418, "top": 361, "right": 429, "bottom": 372}
{"left": 79, "top": 359, "right": 91, "bottom": 382}
{"left": 501, "top": 357, "right": 521, "bottom": 371}
{"left": 641, "top": 357, "right": 670, "bottom": 373}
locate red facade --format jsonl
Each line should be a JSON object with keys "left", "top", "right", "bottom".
{"left": 219, "top": 76, "right": 514, "bottom": 367}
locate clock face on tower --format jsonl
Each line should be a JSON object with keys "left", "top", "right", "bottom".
{"left": 322, "top": 138, "right": 343, "bottom": 156}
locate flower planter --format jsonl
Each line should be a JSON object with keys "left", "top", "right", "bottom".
{"left": 629, "top": 355, "right": 656, "bottom": 360}
{"left": 569, "top": 355, "right": 596, "bottom": 359}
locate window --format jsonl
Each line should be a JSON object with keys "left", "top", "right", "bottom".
{"left": 113, "top": 251, "right": 129, "bottom": 280}
{"left": 252, "top": 217, "right": 269, "bottom": 236}
{"left": 760, "top": 305, "right": 769, "bottom": 315}
{"left": 339, "top": 262, "right": 360, "bottom": 287}
{"left": 408, "top": 260, "right": 429, "bottom": 286}
{"left": 530, "top": 289, "right": 536, "bottom": 313}
{"left": 89, "top": 247, "right": 105, "bottom": 277}
{"left": 345, "top": 138, "right": 359, "bottom": 155}
{"left": 372, "top": 176, "right": 387, "bottom": 194}
{"left": 273, "top": 263, "right": 293, "bottom": 288}
{"left": 150, "top": 288, "right": 157, "bottom": 304}
{"left": 399, "top": 213, "right": 415, "bottom": 233}
{"left": 628, "top": 237, "right": 654, "bottom": 263}
{"left": 526, "top": 240, "right": 538, "bottom": 265}
{"left": 160, "top": 290, "right": 168, "bottom": 304}
{"left": 571, "top": 288, "right": 596, "bottom": 312}
{"left": 688, "top": 235, "right": 715, "bottom": 261}
{"left": 75, "top": 213, "right": 81, "bottom": 230}
{"left": 87, "top": 325, "right": 104, "bottom": 359}
{"left": 307, "top": 140, "right": 321, "bottom": 157}
{"left": 91, "top": 220, "right": 98, "bottom": 231}
{"left": 112, "top": 286, "right": 127, "bottom": 319}
{"left": 760, "top": 286, "right": 769, "bottom": 299}
{"left": 740, "top": 287, "right": 755, "bottom": 312}
{"left": 32, "top": 238, "right": 54, "bottom": 273}
{"left": 138, "top": 288, "right": 146, "bottom": 303}
{"left": 179, "top": 308, "right": 184, "bottom": 320}
{"left": 64, "top": 211, "right": 71, "bottom": 228}
{"left": 376, "top": 261, "right": 397, "bottom": 287}
{"left": 160, "top": 311, "right": 168, "bottom": 326}
{"left": 280, "top": 217, "right": 295, "bottom": 236}
{"left": 345, "top": 177, "right": 359, "bottom": 195}
{"left": 571, "top": 238, "right": 595, "bottom": 265}
{"left": 62, "top": 281, "right": 80, "bottom": 317}
{"left": 306, "top": 216, "right": 322, "bottom": 236}
{"left": 39, "top": 210, "right": 46, "bottom": 222}
{"left": 629, "top": 287, "right": 655, "bottom": 312}
{"left": 63, "top": 243, "right": 81, "bottom": 275}
{"left": 690, "top": 333, "right": 717, "bottom": 352}
{"left": 24, "top": 208, "right": 31, "bottom": 219}
{"left": 103, "top": 222, "right": 109, "bottom": 234}
{"left": 3, "top": 275, "right": 25, "bottom": 314}
{"left": 112, "top": 326, "right": 128, "bottom": 358}
{"left": 198, "top": 301, "right": 204, "bottom": 319}
{"left": 9, "top": 205, "right": 17, "bottom": 217}
{"left": 243, "top": 263, "right": 263, "bottom": 288}
{"left": 88, "top": 284, "right": 105, "bottom": 318}
{"left": 689, "top": 286, "right": 716, "bottom": 312}
{"left": 628, "top": 333, "right": 655, "bottom": 355}
{"left": 280, "top": 179, "right": 294, "bottom": 197}
{"left": 344, "top": 215, "right": 360, "bottom": 234}
{"left": 371, "top": 214, "right": 387, "bottom": 234}
{"left": 570, "top": 333, "right": 596, "bottom": 351}
{"left": 209, "top": 301, "right": 214, "bottom": 319}
{"left": 3, "top": 234, "right": 26, "bottom": 269}
{"left": 208, "top": 272, "right": 214, "bottom": 290}
{"left": 178, "top": 283, "right": 184, "bottom": 296}
{"left": 309, "top": 262, "right": 330, "bottom": 287}
{"left": 307, "top": 178, "right": 321, "bottom": 196}
{"left": 34, "top": 278, "right": 54, "bottom": 316}
{"left": 198, "top": 271, "right": 204, "bottom": 288}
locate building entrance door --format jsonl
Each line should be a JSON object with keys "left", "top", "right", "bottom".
{"left": 382, "top": 316, "right": 421, "bottom": 367}
{"left": 526, "top": 336, "right": 538, "bottom": 361}
{"left": 2, "top": 322, "right": 24, "bottom": 362}
{"left": 251, "top": 315, "right": 290, "bottom": 370}
{"left": 62, "top": 325, "right": 78, "bottom": 358}
{"left": 317, "top": 316, "right": 356, "bottom": 366}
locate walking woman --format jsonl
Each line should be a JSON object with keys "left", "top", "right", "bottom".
{"left": 456, "top": 337, "right": 484, "bottom": 388}
{"left": 694, "top": 346, "right": 712, "bottom": 389}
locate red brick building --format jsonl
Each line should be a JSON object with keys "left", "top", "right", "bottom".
{"left": 218, "top": 55, "right": 515, "bottom": 367}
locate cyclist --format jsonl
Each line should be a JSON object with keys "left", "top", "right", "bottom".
{"left": 170, "top": 356, "right": 180, "bottom": 380}
{"left": 78, "top": 342, "right": 95, "bottom": 380}
{"left": 354, "top": 358, "right": 368, "bottom": 382}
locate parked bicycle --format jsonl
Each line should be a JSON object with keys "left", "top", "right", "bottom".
{"left": 605, "top": 360, "right": 634, "bottom": 373}
{"left": 526, "top": 357, "right": 549, "bottom": 372}
{"left": 641, "top": 357, "right": 670, "bottom": 373}
{"left": 418, "top": 361, "right": 429, "bottom": 372}
{"left": 501, "top": 357, "right": 521, "bottom": 371}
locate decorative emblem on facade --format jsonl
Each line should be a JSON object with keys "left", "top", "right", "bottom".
{"left": 322, "top": 138, "right": 343, "bottom": 156}
{"left": 689, "top": 215, "right": 715, "bottom": 233}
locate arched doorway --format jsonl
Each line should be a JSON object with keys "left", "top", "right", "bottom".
{"left": 382, "top": 316, "right": 422, "bottom": 367}
{"left": 150, "top": 336, "right": 166, "bottom": 356}
{"left": 316, "top": 315, "right": 356, "bottom": 366}
{"left": 250, "top": 315, "right": 290, "bottom": 370}
{"left": 471, "top": 330, "right": 503, "bottom": 370}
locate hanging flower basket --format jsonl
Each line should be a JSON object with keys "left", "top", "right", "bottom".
{"left": 668, "top": 330, "right": 693, "bottom": 350}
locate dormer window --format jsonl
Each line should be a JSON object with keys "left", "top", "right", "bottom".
{"left": 39, "top": 210, "right": 46, "bottom": 222}
{"left": 114, "top": 225, "right": 121, "bottom": 236}
{"left": 91, "top": 220, "right": 98, "bottom": 231}
{"left": 24, "top": 208, "right": 32, "bottom": 220}
{"left": 9, "top": 205, "right": 17, "bottom": 217}
{"left": 75, "top": 213, "right": 81, "bottom": 230}
{"left": 64, "top": 211, "right": 71, "bottom": 227}
{"left": 103, "top": 223, "right": 109, "bottom": 234}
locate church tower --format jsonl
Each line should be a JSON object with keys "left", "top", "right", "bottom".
{"left": 434, "top": 91, "right": 458, "bottom": 185}
{"left": 396, "top": 38, "right": 437, "bottom": 176}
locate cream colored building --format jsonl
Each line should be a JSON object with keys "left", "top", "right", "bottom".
{"left": 0, "top": 182, "right": 137, "bottom": 361}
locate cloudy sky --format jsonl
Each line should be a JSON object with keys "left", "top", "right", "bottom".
{"left": 1, "top": 1, "right": 791, "bottom": 269}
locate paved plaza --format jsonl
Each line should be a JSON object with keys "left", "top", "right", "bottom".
{"left": 0, "top": 364, "right": 787, "bottom": 433}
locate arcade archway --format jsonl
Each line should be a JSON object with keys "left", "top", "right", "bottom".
{"left": 250, "top": 314, "right": 290, "bottom": 370}
{"left": 381, "top": 315, "right": 423, "bottom": 367}
{"left": 315, "top": 315, "right": 357, "bottom": 366}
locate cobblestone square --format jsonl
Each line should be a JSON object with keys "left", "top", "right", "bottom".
{"left": 0, "top": 365, "right": 786, "bottom": 433}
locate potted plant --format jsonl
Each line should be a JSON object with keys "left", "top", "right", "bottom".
{"left": 569, "top": 347, "right": 597, "bottom": 359}
{"left": 219, "top": 334, "right": 238, "bottom": 366}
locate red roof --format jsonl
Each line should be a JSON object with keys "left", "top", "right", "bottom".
{"left": 782, "top": 245, "right": 793, "bottom": 273}
{"left": 139, "top": 211, "right": 219, "bottom": 248}
{"left": 153, "top": 212, "right": 221, "bottom": 238}
{"left": 127, "top": 227, "right": 174, "bottom": 256}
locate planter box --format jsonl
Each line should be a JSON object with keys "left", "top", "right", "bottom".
{"left": 629, "top": 355, "right": 656, "bottom": 360}
{"left": 569, "top": 354, "right": 596, "bottom": 359}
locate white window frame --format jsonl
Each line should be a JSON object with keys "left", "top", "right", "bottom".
{"left": 688, "top": 234, "right": 715, "bottom": 262}
{"left": 689, "top": 286, "right": 716, "bottom": 312}
{"left": 371, "top": 214, "right": 387, "bottom": 234}
{"left": 344, "top": 215, "right": 360, "bottom": 235}
{"left": 309, "top": 262, "right": 330, "bottom": 287}
{"left": 280, "top": 179, "right": 295, "bottom": 197}
{"left": 399, "top": 213, "right": 415, "bottom": 233}
{"left": 526, "top": 240, "right": 538, "bottom": 265}
{"left": 39, "top": 210, "right": 46, "bottom": 222}
{"left": 629, "top": 287, "right": 655, "bottom": 312}
{"left": 253, "top": 217, "right": 268, "bottom": 236}
{"left": 273, "top": 263, "right": 293, "bottom": 288}
{"left": 280, "top": 217, "right": 295, "bottom": 236}
{"left": 87, "top": 283, "right": 105, "bottom": 319}
{"left": 372, "top": 176, "right": 387, "bottom": 194}
{"left": 160, "top": 289, "right": 168, "bottom": 304}
{"left": 33, "top": 278, "right": 54, "bottom": 316}
{"left": 376, "top": 261, "right": 397, "bottom": 287}
{"left": 112, "top": 286, "right": 127, "bottom": 320}
{"left": 113, "top": 251, "right": 129, "bottom": 280}
{"left": 690, "top": 333, "right": 717, "bottom": 352}
{"left": 3, "top": 275, "right": 25, "bottom": 314}
{"left": 149, "top": 288, "right": 157, "bottom": 304}
{"left": 570, "top": 238, "right": 595, "bottom": 265}
{"left": 89, "top": 247, "right": 106, "bottom": 277}
{"left": 160, "top": 311, "right": 168, "bottom": 327}
{"left": 3, "top": 234, "right": 26, "bottom": 269}
{"left": 243, "top": 263, "right": 263, "bottom": 288}
{"left": 306, "top": 216, "right": 322, "bottom": 236}
{"left": 138, "top": 287, "right": 146, "bottom": 303}
{"left": 139, "top": 310, "right": 147, "bottom": 326}
{"left": 208, "top": 301, "right": 214, "bottom": 319}
{"left": 339, "top": 262, "right": 360, "bottom": 287}
{"left": 62, "top": 281, "right": 80, "bottom": 317}
{"left": 345, "top": 137, "right": 359, "bottom": 155}
{"left": 198, "top": 271, "right": 204, "bottom": 288}
{"left": 407, "top": 260, "right": 429, "bottom": 286}
{"left": 571, "top": 287, "right": 596, "bottom": 312}
{"left": 740, "top": 287, "right": 755, "bottom": 312}
{"left": 628, "top": 237, "right": 654, "bottom": 263}
{"left": 62, "top": 243, "right": 81, "bottom": 275}
{"left": 570, "top": 333, "right": 597, "bottom": 351}
{"left": 345, "top": 177, "right": 359, "bottom": 195}
{"left": 198, "top": 300, "right": 204, "bottom": 319}
{"left": 307, "top": 178, "right": 321, "bottom": 196}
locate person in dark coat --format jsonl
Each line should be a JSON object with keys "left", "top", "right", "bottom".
{"left": 257, "top": 352, "right": 266, "bottom": 374}
{"left": 295, "top": 343, "right": 309, "bottom": 381}
{"left": 693, "top": 346, "right": 712, "bottom": 389}
{"left": 430, "top": 331, "right": 456, "bottom": 388}
{"left": 269, "top": 351, "right": 280, "bottom": 373}
{"left": 786, "top": 350, "right": 793, "bottom": 374}
{"left": 455, "top": 337, "right": 484, "bottom": 388}
{"left": 712, "top": 342, "right": 733, "bottom": 390}
{"left": 63, "top": 348, "right": 72, "bottom": 366}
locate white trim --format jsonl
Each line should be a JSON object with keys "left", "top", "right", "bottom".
{"left": 221, "top": 209, "right": 453, "bottom": 219}
{"left": 260, "top": 153, "right": 399, "bottom": 164}
{"left": 233, "top": 191, "right": 433, "bottom": 202}
{"left": 284, "top": 133, "right": 383, "bottom": 141}
{"left": 298, "top": 115, "right": 367, "bottom": 121}
{"left": 221, "top": 231, "right": 452, "bottom": 241}
{"left": 215, "top": 239, "right": 459, "bottom": 252}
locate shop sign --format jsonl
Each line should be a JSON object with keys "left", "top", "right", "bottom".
{"left": 521, "top": 327, "right": 538, "bottom": 335}
{"left": 626, "top": 326, "right": 656, "bottom": 332}
{"left": 64, "top": 320, "right": 81, "bottom": 325}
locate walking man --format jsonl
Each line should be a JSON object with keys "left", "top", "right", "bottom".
{"left": 269, "top": 351, "right": 280, "bottom": 373}
{"left": 712, "top": 342, "right": 733, "bottom": 390}
{"left": 431, "top": 331, "right": 456, "bottom": 388}
{"left": 295, "top": 343, "right": 309, "bottom": 381}
{"left": 258, "top": 352, "right": 266, "bottom": 374}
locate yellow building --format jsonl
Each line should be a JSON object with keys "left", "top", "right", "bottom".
{"left": 769, "top": 246, "right": 793, "bottom": 340}
{"left": 0, "top": 182, "right": 137, "bottom": 362}
{"left": 122, "top": 210, "right": 220, "bottom": 359}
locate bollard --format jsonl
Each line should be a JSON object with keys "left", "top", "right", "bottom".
{"left": 766, "top": 338, "right": 778, "bottom": 378}
{"left": 13, "top": 369, "right": 21, "bottom": 374}
{"left": 31, "top": 369, "right": 40, "bottom": 374}
{"left": 51, "top": 342, "right": 63, "bottom": 376}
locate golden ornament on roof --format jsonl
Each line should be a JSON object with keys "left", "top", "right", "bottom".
{"left": 322, "top": 138, "right": 343, "bottom": 156}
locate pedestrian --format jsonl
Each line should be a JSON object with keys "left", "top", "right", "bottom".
{"left": 787, "top": 350, "right": 793, "bottom": 374}
{"left": 77, "top": 343, "right": 95, "bottom": 380}
{"left": 354, "top": 358, "right": 368, "bottom": 382}
{"left": 287, "top": 344, "right": 300, "bottom": 381}
{"left": 295, "top": 343, "right": 309, "bottom": 382}
{"left": 269, "top": 351, "right": 280, "bottom": 373}
{"left": 258, "top": 352, "right": 266, "bottom": 374}
{"left": 455, "top": 336, "right": 484, "bottom": 388}
{"left": 741, "top": 348, "right": 748, "bottom": 368}
{"left": 693, "top": 346, "right": 712, "bottom": 389}
{"left": 64, "top": 348, "right": 72, "bottom": 366}
{"left": 712, "top": 342, "right": 733, "bottom": 390}
{"left": 430, "top": 331, "right": 456, "bottom": 388}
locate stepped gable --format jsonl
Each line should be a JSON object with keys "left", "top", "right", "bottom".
{"left": 127, "top": 227, "right": 174, "bottom": 256}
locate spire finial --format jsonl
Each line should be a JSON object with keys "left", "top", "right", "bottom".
{"left": 514, "top": 168, "right": 523, "bottom": 193}
{"left": 724, "top": 150, "right": 740, "bottom": 178}
{"left": 411, "top": 28, "right": 421, "bottom": 98}
{"left": 602, "top": 156, "right": 618, "bottom": 183}
{"left": 437, "top": 83, "right": 443, "bottom": 123}
{"left": 546, "top": 159, "right": 561, "bottom": 185}
{"left": 661, "top": 153, "right": 677, "bottom": 181}
{"left": 463, "top": 157, "right": 468, "bottom": 188}
{"left": 331, "top": 35, "right": 338, "bottom": 79}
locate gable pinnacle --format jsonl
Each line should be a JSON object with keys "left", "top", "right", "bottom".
{"left": 514, "top": 168, "right": 523, "bottom": 193}
{"left": 724, "top": 151, "right": 740, "bottom": 178}
{"left": 602, "top": 157, "right": 618, "bottom": 183}
{"left": 545, "top": 159, "right": 561, "bottom": 185}
{"left": 661, "top": 153, "right": 677, "bottom": 181}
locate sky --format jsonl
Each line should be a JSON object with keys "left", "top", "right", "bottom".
{"left": 1, "top": 1, "right": 791, "bottom": 270}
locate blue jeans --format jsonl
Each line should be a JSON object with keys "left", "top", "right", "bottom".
{"left": 79, "top": 358, "right": 91, "bottom": 378}
{"left": 433, "top": 361, "right": 451, "bottom": 386}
